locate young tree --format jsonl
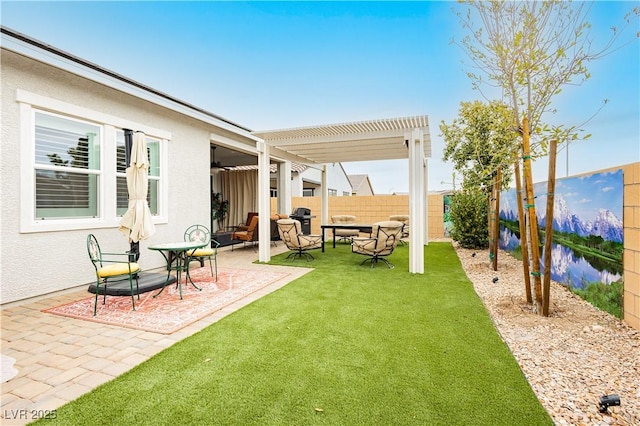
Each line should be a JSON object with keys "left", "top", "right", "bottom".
{"left": 440, "top": 100, "right": 520, "bottom": 194}
{"left": 454, "top": 0, "right": 638, "bottom": 315}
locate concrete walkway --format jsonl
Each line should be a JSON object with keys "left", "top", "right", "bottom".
{"left": 1, "top": 244, "right": 311, "bottom": 425}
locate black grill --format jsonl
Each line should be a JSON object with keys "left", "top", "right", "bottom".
{"left": 290, "top": 207, "right": 314, "bottom": 234}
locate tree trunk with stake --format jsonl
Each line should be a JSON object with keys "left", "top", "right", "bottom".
{"left": 521, "top": 117, "right": 543, "bottom": 313}
{"left": 514, "top": 159, "right": 533, "bottom": 304}
{"left": 542, "top": 139, "right": 558, "bottom": 316}
{"left": 492, "top": 168, "right": 501, "bottom": 271}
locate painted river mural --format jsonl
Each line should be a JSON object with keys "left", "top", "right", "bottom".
{"left": 499, "top": 169, "right": 624, "bottom": 290}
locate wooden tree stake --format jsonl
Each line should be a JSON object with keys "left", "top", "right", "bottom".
{"left": 492, "top": 168, "right": 501, "bottom": 271}
{"left": 542, "top": 139, "right": 558, "bottom": 316}
{"left": 514, "top": 160, "right": 533, "bottom": 303}
{"left": 521, "top": 117, "right": 543, "bottom": 312}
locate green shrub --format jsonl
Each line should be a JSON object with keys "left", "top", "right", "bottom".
{"left": 450, "top": 191, "right": 489, "bottom": 249}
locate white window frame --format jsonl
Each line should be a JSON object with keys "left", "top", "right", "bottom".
{"left": 115, "top": 131, "right": 162, "bottom": 217}
{"left": 18, "top": 90, "right": 170, "bottom": 233}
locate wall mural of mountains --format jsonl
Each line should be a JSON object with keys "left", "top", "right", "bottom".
{"left": 499, "top": 169, "right": 624, "bottom": 289}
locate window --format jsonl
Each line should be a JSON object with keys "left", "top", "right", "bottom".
{"left": 328, "top": 189, "right": 337, "bottom": 196}
{"left": 115, "top": 131, "right": 160, "bottom": 216}
{"left": 342, "top": 191, "right": 350, "bottom": 196}
{"left": 19, "top": 91, "right": 169, "bottom": 233}
{"left": 34, "top": 112, "right": 101, "bottom": 219}
{"left": 302, "top": 188, "right": 314, "bottom": 197}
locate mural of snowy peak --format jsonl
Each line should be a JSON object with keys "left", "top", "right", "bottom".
{"left": 499, "top": 169, "right": 624, "bottom": 289}
{"left": 538, "top": 195, "right": 623, "bottom": 243}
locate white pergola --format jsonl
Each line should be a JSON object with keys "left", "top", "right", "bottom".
{"left": 252, "top": 115, "right": 431, "bottom": 273}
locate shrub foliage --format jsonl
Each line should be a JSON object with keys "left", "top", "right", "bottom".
{"left": 450, "top": 190, "right": 489, "bottom": 249}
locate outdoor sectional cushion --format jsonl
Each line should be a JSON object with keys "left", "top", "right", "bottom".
{"left": 97, "top": 262, "right": 140, "bottom": 278}
{"left": 331, "top": 215, "right": 360, "bottom": 237}
{"left": 188, "top": 248, "right": 215, "bottom": 257}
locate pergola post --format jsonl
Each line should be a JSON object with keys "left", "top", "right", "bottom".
{"left": 424, "top": 157, "right": 429, "bottom": 246}
{"left": 257, "top": 140, "right": 271, "bottom": 262}
{"left": 321, "top": 165, "right": 329, "bottom": 227}
{"left": 277, "top": 161, "right": 292, "bottom": 214}
{"left": 408, "top": 128, "right": 426, "bottom": 274}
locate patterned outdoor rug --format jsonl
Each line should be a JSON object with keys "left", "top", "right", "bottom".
{"left": 43, "top": 266, "right": 289, "bottom": 334}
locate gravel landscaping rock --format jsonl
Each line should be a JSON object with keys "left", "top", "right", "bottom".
{"left": 454, "top": 244, "right": 640, "bottom": 426}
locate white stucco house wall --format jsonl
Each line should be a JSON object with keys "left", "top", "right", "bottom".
{"left": 293, "top": 162, "right": 353, "bottom": 197}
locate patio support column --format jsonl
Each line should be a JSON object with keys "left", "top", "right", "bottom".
{"left": 291, "top": 172, "right": 303, "bottom": 197}
{"left": 321, "top": 165, "right": 328, "bottom": 228}
{"left": 257, "top": 140, "right": 271, "bottom": 262}
{"left": 408, "top": 128, "right": 425, "bottom": 274}
{"left": 424, "top": 157, "right": 429, "bottom": 246}
{"left": 277, "top": 161, "right": 292, "bottom": 214}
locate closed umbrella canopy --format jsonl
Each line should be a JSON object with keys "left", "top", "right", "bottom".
{"left": 119, "top": 131, "right": 155, "bottom": 244}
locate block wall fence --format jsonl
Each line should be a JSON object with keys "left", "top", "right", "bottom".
{"left": 271, "top": 161, "right": 640, "bottom": 332}
{"left": 271, "top": 194, "right": 444, "bottom": 241}
{"left": 622, "top": 162, "right": 640, "bottom": 331}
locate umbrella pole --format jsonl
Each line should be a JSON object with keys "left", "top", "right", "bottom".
{"left": 123, "top": 129, "right": 140, "bottom": 263}
{"left": 129, "top": 241, "right": 140, "bottom": 262}
{"left": 124, "top": 129, "right": 133, "bottom": 168}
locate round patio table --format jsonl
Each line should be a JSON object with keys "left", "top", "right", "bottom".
{"left": 148, "top": 241, "right": 207, "bottom": 300}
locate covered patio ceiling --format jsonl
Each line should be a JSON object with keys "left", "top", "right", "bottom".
{"left": 253, "top": 115, "right": 431, "bottom": 164}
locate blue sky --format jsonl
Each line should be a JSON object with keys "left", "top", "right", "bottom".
{"left": 2, "top": 1, "right": 638, "bottom": 193}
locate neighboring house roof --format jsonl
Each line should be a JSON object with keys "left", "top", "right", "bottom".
{"left": 348, "top": 174, "right": 375, "bottom": 195}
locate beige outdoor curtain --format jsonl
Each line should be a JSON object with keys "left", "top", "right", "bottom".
{"left": 219, "top": 170, "right": 258, "bottom": 228}
{"left": 119, "top": 132, "right": 155, "bottom": 243}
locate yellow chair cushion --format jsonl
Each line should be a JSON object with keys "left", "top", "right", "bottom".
{"left": 98, "top": 262, "right": 139, "bottom": 278}
{"left": 189, "top": 248, "right": 214, "bottom": 257}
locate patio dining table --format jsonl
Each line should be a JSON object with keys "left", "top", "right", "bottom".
{"left": 148, "top": 241, "right": 206, "bottom": 300}
{"left": 320, "top": 223, "right": 373, "bottom": 252}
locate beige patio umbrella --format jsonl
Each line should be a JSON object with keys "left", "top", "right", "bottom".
{"left": 119, "top": 131, "right": 155, "bottom": 257}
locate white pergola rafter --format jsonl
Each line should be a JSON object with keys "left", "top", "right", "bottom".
{"left": 253, "top": 115, "right": 431, "bottom": 274}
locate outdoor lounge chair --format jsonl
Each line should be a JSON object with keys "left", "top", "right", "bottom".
{"left": 184, "top": 224, "right": 219, "bottom": 281}
{"left": 87, "top": 234, "right": 140, "bottom": 316}
{"left": 236, "top": 212, "right": 258, "bottom": 231}
{"left": 389, "top": 214, "right": 409, "bottom": 245}
{"left": 331, "top": 214, "right": 360, "bottom": 243}
{"left": 270, "top": 213, "right": 289, "bottom": 243}
{"left": 231, "top": 215, "right": 259, "bottom": 249}
{"left": 351, "top": 220, "right": 404, "bottom": 269}
{"left": 277, "top": 218, "right": 322, "bottom": 261}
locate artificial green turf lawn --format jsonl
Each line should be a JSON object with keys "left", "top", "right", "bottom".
{"left": 35, "top": 242, "right": 552, "bottom": 425}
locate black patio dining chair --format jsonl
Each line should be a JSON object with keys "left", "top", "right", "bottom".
{"left": 184, "top": 224, "right": 219, "bottom": 281}
{"left": 86, "top": 234, "right": 140, "bottom": 316}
